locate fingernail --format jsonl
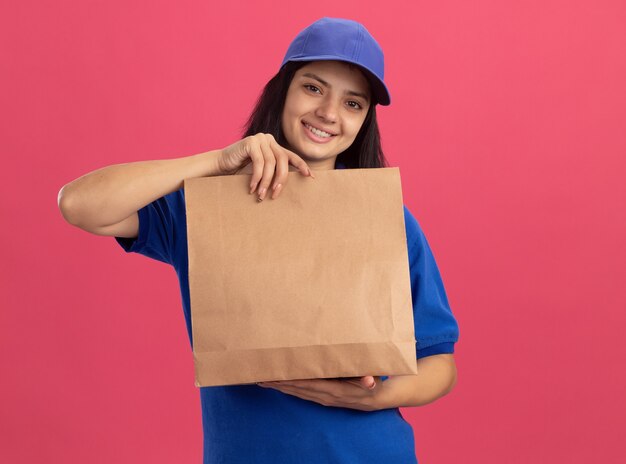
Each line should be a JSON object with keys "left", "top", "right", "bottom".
{"left": 250, "top": 183, "right": 257, "bottom": 194}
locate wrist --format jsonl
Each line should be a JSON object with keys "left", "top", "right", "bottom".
{"left": 195, "top": 149, "right": 224, "bottom": 177}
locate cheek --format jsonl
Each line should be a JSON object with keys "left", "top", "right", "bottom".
{"left": 281, "top": 100, "right": 297, "bottom": 130}
{"left": 347, "top": 117, "right": 366, "bottom": 139}
{"left": 280, "top": 109, "right": 299, "bottom": 148}
{"left": 282, "top": 111, "right": 295, "bottom": 136}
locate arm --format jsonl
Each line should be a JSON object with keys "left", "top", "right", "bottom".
{"left": 259, "top": 353, "right": 457, "bottom": 411}
{"left": 57, "top": 134, "right": 313, "bottom": 237}
{"left": 57, "top": 150, "right": 223, "bottom": 237}
{"left": 377, "top": 354, "right": 457, "bottom": 408}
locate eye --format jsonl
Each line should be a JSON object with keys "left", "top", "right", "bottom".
{"left": 346, "top": 100, "right": 363, "bottom": 110}
{"left": 304, "top": 84, "right": 321, "bottom": 94}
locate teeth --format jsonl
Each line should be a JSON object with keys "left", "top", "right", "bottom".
{"left": 305, "top": 123, "right": 333, "bottom": 138}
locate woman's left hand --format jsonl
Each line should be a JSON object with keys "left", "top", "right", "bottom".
{"left": 257, "top": 354, "right": 458, "bottom": 411}
{"left": 258, "top": 376, "right": 383, "bottom": 412}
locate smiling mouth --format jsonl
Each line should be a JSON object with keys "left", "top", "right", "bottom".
{"left": 302, "top": 121, "right": 336, "bottom": 138}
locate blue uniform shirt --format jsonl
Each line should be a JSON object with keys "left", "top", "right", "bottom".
{"left": 115, "top": 162, "right": 459, "bottom": 463}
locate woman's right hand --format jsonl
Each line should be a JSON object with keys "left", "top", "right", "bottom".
{"left": 217, "top": 133, "right": 315, "bottom": 201}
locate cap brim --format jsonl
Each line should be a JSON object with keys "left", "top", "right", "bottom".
{"left": 282, "top": 56, "right": 391, "bottom": 106}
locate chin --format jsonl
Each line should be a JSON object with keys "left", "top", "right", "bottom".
{"left": 300, "top": 150, "right": 337, "bottom": 162}
{"left": 299, "top": 142, "right": 342, "bottom": 159}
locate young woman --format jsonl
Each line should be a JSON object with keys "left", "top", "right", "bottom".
{"left": 58, "top": 17, "right": 459, "bottom": 464}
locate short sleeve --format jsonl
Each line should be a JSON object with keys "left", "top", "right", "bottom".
{"left": 115, "top": 190, "right": 186, "bottom": 266}
{"left": 404, "top": 206, "right": 460, "bottom": 359}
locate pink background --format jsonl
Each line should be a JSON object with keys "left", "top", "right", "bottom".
{"left": 2, "top": 1, "right": 625, "bottom": 463}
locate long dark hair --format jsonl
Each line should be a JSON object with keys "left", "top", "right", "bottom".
{"left": 242, "top": 61, "right": 388, "bottom": 169}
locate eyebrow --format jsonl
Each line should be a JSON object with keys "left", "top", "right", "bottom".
{"left": 301, "top": 72, "right": 370, "bottom": 102}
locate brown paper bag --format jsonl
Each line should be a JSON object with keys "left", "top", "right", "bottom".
{"left": 184, "top": 167, "right": 417, "bottom": 387}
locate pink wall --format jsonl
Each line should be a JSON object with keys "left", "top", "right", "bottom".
{"left": 2, "top": 1, "right": 625, "bottom": 462}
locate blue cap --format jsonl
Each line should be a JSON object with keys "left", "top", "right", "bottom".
{"left": 280, "top": 17, "right": 391, "bottom": 106}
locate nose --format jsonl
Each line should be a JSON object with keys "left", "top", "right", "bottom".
{"left": 314, "top": 96, "right": 339, "bottom": 124}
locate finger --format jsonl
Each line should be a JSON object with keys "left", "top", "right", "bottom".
{"left": 271, "top": 384, "right": 374, "bottom": 411}
{"left": 282, "top": 146, "right": 315, "bottom": 178}
{"left": 329, "top": 376, "right": 359, "bottom": 385}
{"left": 342, "top": 378, "right": 365, "bottom": 388}
{"left": 275, "top": 379, "right": 338, "bottom": 391}
{"left": 269, "top": 141, "right": 289, "bottom": 199}
{"left": 256, "top": 140, "right": 277, "bottom": 201}
{"left": 359, "top": 375, "right": 382, "bottom": 391}
{"left": 358, "top": 376, "right": 377, "bottom": 390}
{"left": 334, "top": 376, "right": 375, "bottom": 390}
{"left": 276, "top": 379, "right": 360, "bottom": 399}
{"left": 247, "top": 141, "right": 265, "bottom": 194}
{"left": 269, "top": 385, "right": 339, "bottom": 406}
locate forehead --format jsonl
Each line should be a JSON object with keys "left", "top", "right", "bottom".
{"left": 294, "top": 60, "right": 371, "bottom": 94}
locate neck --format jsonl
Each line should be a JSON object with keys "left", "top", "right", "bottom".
{"left": 304, "top": 156, "right": 337, "bottom": 171}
